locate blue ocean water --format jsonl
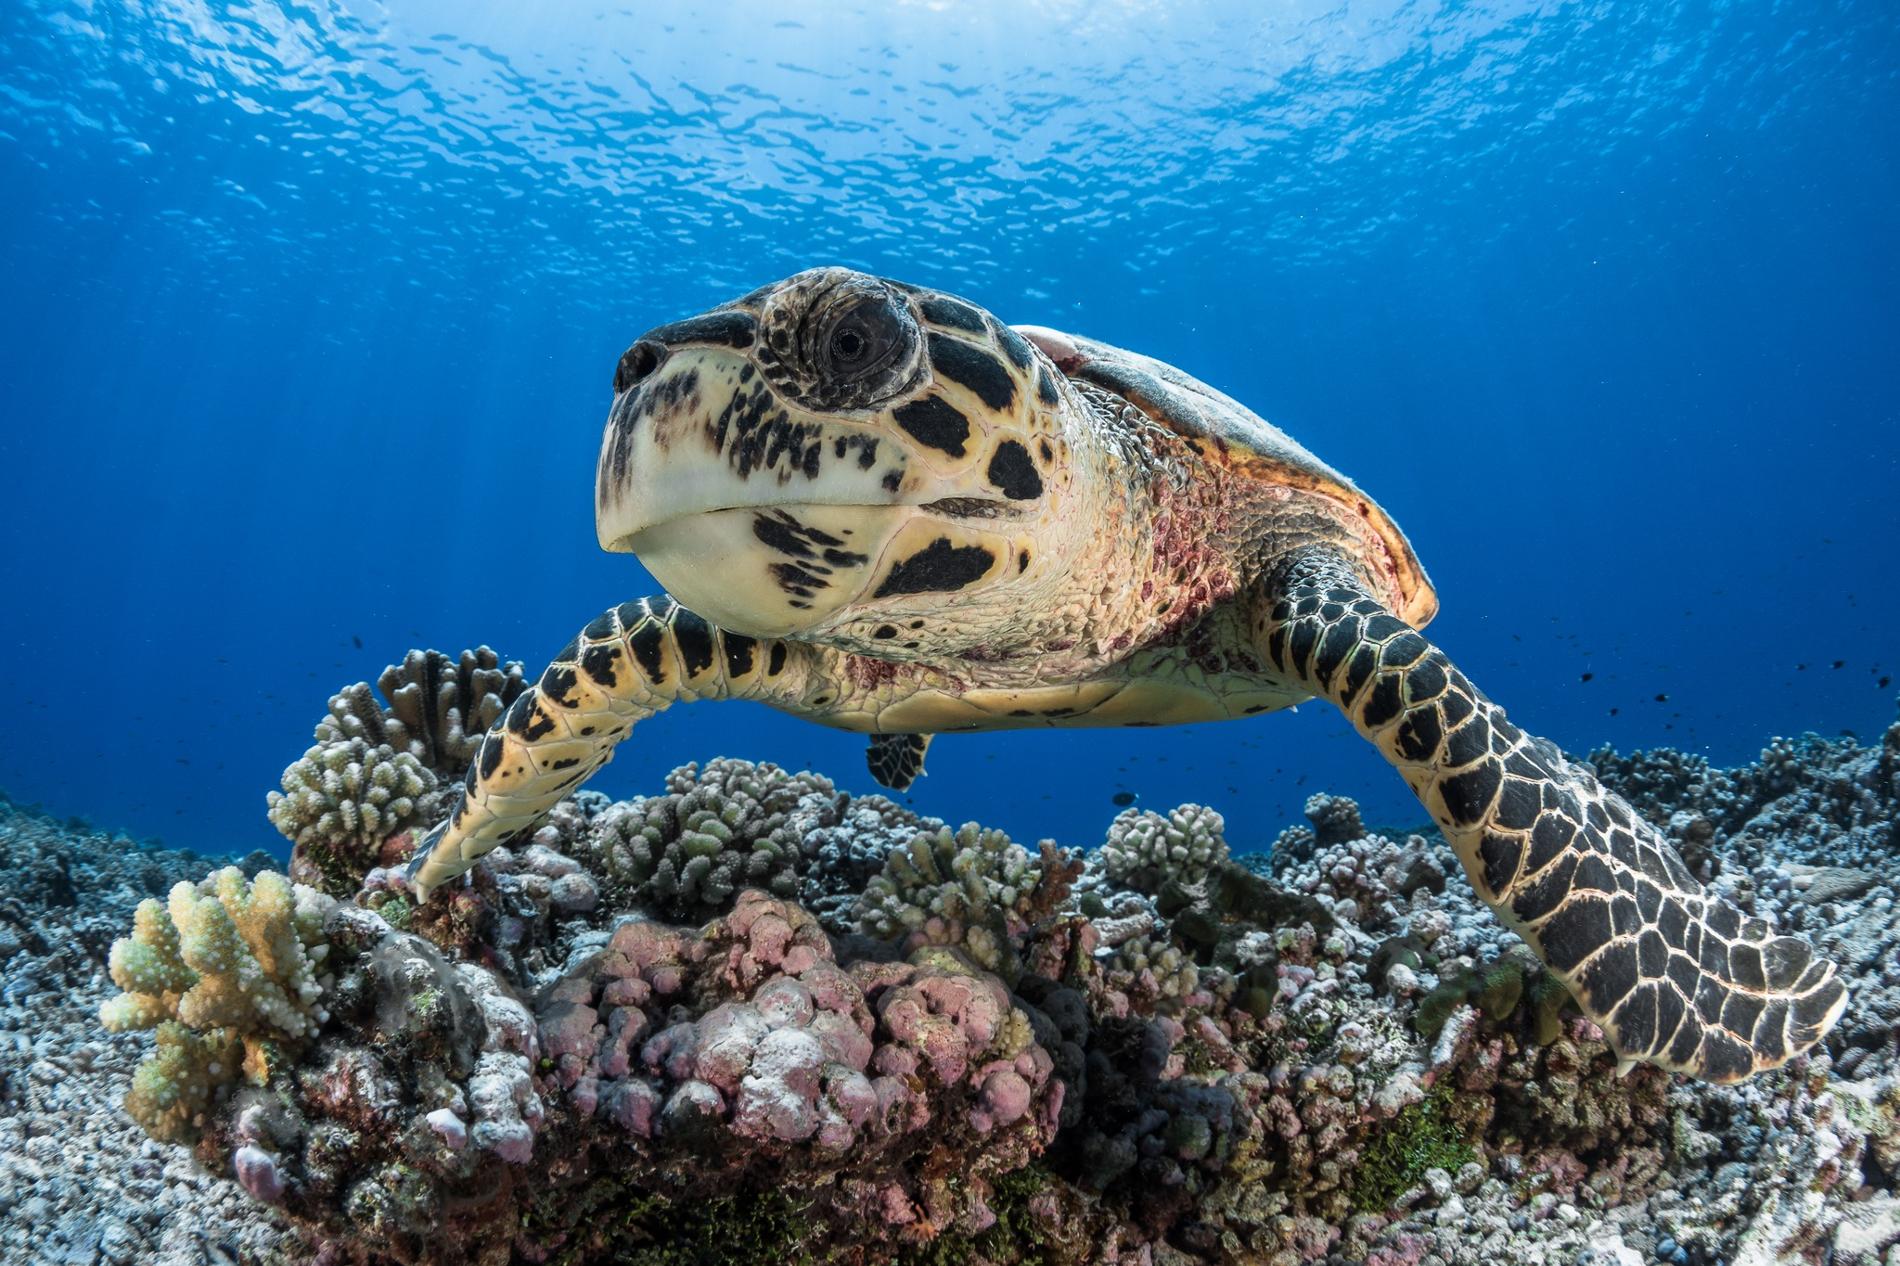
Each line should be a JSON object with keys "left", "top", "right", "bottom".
{"left": 0, "top": 0, "right": 1893, "bottom": 860}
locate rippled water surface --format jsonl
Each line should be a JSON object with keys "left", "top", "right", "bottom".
{"left": 1, "top": 1, "right": 1894, "bottom": 853}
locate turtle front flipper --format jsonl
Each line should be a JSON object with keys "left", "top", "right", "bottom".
{"left": 866, "top": 733, "right": 931, "bottom": 791}
{"left": 1257, "top": 549, "right": 1846, "bottom": 1083}
{"left": 406, "top": 595, "right": 822, "bottom": 903}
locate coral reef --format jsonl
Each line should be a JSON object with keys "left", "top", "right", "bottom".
{"left": 1098, "top": 803, "right": 1230, "bottom": 895}
{"left": 268, "top": 646, "right": 530, "bottom": 899}
{"left": 317, "top": 647, "right": 529, "bottom": 780}
{"left": 576, "top": 758, "right": 818, "bottom": 920}
{"left": 857, "top": 821, "right": 1080, "bottom": 976}
{"left": 98, "top": 867, "right": 335, "bottom": 1143}
{"left": 268, "top": 739, "right": 440, "bottom": 896}
{"left": 24, "top": 693, "right": 1899, "bottom": 1264}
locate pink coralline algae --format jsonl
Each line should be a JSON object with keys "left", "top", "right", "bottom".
{"left": 541, "top": 892, "right": 1060, "bottom": 1171}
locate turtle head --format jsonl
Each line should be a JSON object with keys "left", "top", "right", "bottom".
{"left": 597, "top": 268, "right": 1104, "bottom": 645}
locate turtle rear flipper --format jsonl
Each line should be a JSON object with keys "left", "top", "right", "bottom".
{"left": 1260, "top": 549, "right": 1847, "bottom": 1083}
{"left": 866, "top": 733, "right": 931, "bottom": 791}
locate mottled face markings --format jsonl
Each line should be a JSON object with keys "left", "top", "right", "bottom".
{"left": 892, "top": 395, "right": 970, "bottom": 457}
{"left": 872, "top": 537, "right": 997, "bottom": 598}
{"left": 986, "top": 439, "right": 1043, "bottom": 500}
{"left": 832, "top": 434, "right": 880, "bottom": 470}
{"left": 699, "top": 376, "right": 834, "bottom": 485}
{"left": 750, "top": 509, "right": 871, "bottom": 607}
{"left": 926, "top": 332, "right": 1016, "bottom": 411}
{"left": 600, "top": 364, "right": 704, "bottom": 497}
{"left": 1266, "top": 548, "right": 1845, "bottom": 1083}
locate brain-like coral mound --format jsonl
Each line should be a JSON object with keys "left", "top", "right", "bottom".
{"left": 577, "top": 758, "right": 826, "bottom": 920}
{"left": 99, "top": 866, "right": 334, "bottom": 1142}
{"left": 857, "top": 822, "right": 1079, "bottom": 975}
{"left": 317, "top": 645, "right": 529, "bottom": 779}
{"left": 268, "top": 737, "right": 440, "bottom": 895}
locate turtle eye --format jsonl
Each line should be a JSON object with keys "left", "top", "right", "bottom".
{"left": 821, "top": 297, "right": 907, "bottom": 380}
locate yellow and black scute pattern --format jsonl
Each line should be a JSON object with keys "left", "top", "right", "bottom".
{"left": 1261, "top": 548, "right": 1847, "bottom": 1083}
{"left": 407, "top": 595, "right": 813, "bottom": 901}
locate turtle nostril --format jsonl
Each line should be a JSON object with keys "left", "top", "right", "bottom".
{"left": 614, "top": 339, "right": 667, "bottom": 394}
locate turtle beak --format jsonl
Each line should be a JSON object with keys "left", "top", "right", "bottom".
{"left": 594, "top": 345, "right": 910, "bottom": 552}
{"left": 594, "top": 343, "right": 922, "bottom": 636}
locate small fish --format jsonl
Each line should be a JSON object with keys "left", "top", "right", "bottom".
{"left": 1579, "top": 672, "right": 1594, "bottom": 683}
{"left": 1111, "top": 791, "right": 1136, "bottom": 807}
{"left": 1880, "top": 676, "right": 1892, "bottom": 689}
{"left": 1831, "top": 660, "right": 1845, "bottom": 669}
{"left": 1653, "top": 693, "right": 1668, "bottom": 703}
{"left": 1609, "top": 707, "right": 1620, "bottom": 716}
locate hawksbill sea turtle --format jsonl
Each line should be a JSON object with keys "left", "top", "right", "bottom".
{"left": 407, "top": 267, "right": 1845, "bottom": 1084}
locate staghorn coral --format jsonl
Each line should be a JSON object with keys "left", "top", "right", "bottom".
{"left": 318, "top": 646, "right": 528, "bottom": 780}
{"left": 1097, "top": 802, "right": 1229, "bottom": 895}
{"left": 858, "top": 822, "right": 1079, "bottom": 976}
{"left": 269, "top": 737, "right": 440, "bottom": 896}
{"left": 99, "top": 866, "right": 334, "bottom": 1142}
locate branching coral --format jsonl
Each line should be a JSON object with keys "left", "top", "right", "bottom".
{"left": 579, "top": 759, "right": 824, "bottom": 920}
{"left": 268, "top": 737, "right": 440, "bottom": 895}
{"left": 857, "top": 823, "right": 1078, "bottom": 975}
{"left": 1100, "top": 931, "right": 1201, "bottom": 1012}
{"left": 100, "top": 867, "right": 334, "bottom": 1142}
{"left": 317, "top": 646, "right": 528, "bottom": 779}
{"left": 1097, "top": 803, "right": 1228, "bottom": 895}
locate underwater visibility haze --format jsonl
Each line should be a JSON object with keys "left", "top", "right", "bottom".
{"left": 3, "top": 4, "right": 1900, "bottom": 1265}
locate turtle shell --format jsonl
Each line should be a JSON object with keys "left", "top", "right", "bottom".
{"left": 1017, "top": 325, "right": 1437, "bottom": 630}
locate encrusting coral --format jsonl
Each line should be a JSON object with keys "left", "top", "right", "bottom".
{"left": 99, "top": 866, "right": 334, "bottom": 1143}
{"left": 84, "top": 681, "right": 1900, "bottom": 1265}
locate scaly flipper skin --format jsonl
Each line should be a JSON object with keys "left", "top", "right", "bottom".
{"left": 1260, "top": 549, "right": 1847, "bottom": 1083}
{"left": 866, "top": 733, "right": 931, "bottom": 790}
{"left": 407, "top": 595, "right": 829, "bottom": 902}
